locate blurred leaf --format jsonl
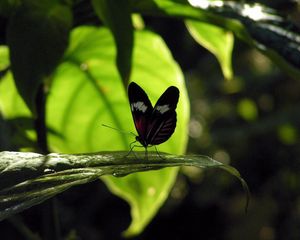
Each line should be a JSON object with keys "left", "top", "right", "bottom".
{"left": 0, "top": 151, "right": 249, "bottom": 223}
{"left": 132, "top": 14, "right": 145, "bottom": 30}
{"left": 186, "top": 20, "right": 234, "bottom": 80}
{"left": 46, "top": 26, "right": 190, "bottom": 236}
{"left": 237, "top": 98, "right": 258, "bottom": 122}
{"left": 6, "top": 0, "right": 72, "bottom": 114}
{"left": 0, "top": 46, "right": 9, "bottom": 71}
{"left": 277, "top": 124, "right": 298, "bottom": 145}
{"left": 92, "top": 0, "right": 133, "bottom": 83}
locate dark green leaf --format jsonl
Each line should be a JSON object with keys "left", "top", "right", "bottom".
{"left": 92, "top": 0, "right": 133, "bottom": 83}
{"left": 6, "top": 0, "right": 72, "bottom": 114}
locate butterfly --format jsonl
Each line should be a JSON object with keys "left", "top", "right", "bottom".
{"left": 128, "top": 82, "right": 179, "bottom": 157}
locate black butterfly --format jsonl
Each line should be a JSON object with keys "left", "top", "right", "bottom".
{"left": 128, "top": 82, "right": 179, "bottom": 156}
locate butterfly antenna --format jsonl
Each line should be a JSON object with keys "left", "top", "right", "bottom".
{"left": 101, "top": 124, "right": 136, "bottom": 137}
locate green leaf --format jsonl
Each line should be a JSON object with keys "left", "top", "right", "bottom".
{"left": 186, "top": 20, "right": 234, "bottom": 80}
{"left": 0, "top": 46, "right": 9, "bottom": 72}
{"left": 46, "top": 26, "right": 189, "bottom": 236}
{"left": 1, "top": 26, "right": 187, "bottom": 235}
{"left": 0, "top": 47, "right": 36, "bottom": 150}
{"left": 92, "top": 0, "right": 133, "bottom": 83}
{"left": 0, "top": 72, "right": 31, "bottom": 119}
{"left": 0, "top": 67, "right": 36, "bottom": 150}
{"left": 6, "top": 0, "right": 72, "bottom": 114}
{"left": 0, "top": 151, "right": 249, "bottom": 223}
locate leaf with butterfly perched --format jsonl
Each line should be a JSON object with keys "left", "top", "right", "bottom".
{"left": 0, "top": 25, "right": 189, "bottom": 237}
{"left": 44, "top": 26, "right": 190, "bottom": 237}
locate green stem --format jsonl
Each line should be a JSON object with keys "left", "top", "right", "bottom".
{"left": 35, "top": 83, "right": 61, "bottom": 240}
{"left": 34, "top": 84, "right": 49, "bottom": 154}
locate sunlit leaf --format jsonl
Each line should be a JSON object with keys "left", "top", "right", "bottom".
{"left": 46, "top": 26, "right": 189, "bottom": 236}
{"left": 0, "top": 72, "right": 31, "bottom": 118}
{"left": 186, "top": 21, "right": 234, "bottom": 80}
{"left": 0, "top": 24, "right": 189, "bottom": 235}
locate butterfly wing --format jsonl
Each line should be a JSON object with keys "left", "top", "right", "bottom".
{"left": 146, "top": 86, "right": 179, "bottom": 145}
{"left": 128, "top": 82, "right": 153, "bottom": 143}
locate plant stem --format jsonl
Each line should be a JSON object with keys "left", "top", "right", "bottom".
{"left": 34, "top": 84, "right": 49, "bottom": 154}
{"left": 35, "top": 83, "right": 61, "bottom": 240}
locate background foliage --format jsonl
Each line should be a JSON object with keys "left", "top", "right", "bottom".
{"left": 0, "top": 0, "right": 300, "bottom": 239}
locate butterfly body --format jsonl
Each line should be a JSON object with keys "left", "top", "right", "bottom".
{"left": 128, "top": 82, "right": 179, "bottom": 149}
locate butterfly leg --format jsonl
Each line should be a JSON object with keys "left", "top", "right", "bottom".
{"left": 124, "top": 140, "right": 138, "bottom": 158}
{"left": 154, "top": 146, "right": 166, "bottom": 160}
{"left": 125, "top": 141, "right": 146, "bottom": 160}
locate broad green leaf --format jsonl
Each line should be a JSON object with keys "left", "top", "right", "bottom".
{"left": 0, "top": 26, "right": 188, "bottom": 236}
{"left": 0, "top": 151, "right": 249, "bottom": 223}
{"left": 6, "top": 0, "right": 72, "bottom": 114}
{"left": 186, "top": 20, "right": 234, "bottom": 80}
{"left": 92, "top": 0, "right": 133, "bottom": 83}
{"left": 46, "top": 26, "right": 189, "bottom": 236}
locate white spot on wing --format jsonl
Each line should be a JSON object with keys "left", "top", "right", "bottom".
{"left": 156, "top": 104, "right": 170, "bottom": 114}
{"left": 131, "top": 101, "right": 148, "bottom": 112}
